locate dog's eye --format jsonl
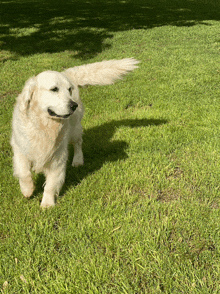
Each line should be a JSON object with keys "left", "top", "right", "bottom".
{"left": 50, "top": 87, "right": 59, "bottom": 92}
{"left": 69, "top": 87, "right": 73, "bottom": 95}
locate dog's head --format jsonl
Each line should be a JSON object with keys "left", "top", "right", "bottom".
{"left": 19, "top": 71, "right": 79, "bottom": 119}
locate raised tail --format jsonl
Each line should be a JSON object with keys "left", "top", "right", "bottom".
{"left": 63, "top": 58, "right": 139, "bottom": 87}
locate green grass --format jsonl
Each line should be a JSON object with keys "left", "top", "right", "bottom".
{"left": 1, "top": 0, "right": 220, "bottom": 292}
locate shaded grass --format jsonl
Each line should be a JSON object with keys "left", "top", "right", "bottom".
{"left": 1, "top": 0, "right": 220, "bottom": 60}
{"left": 1, "top": 0, "right": 220, "bottom": 293}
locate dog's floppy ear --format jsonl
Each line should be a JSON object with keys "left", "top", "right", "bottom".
{"left": 18, "top": 77, "right": 36, "bottom": 112}
{"left": 63, "top": 58, "right": 139, "bottom": 87}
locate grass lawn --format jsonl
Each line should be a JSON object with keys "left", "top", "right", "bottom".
{"left": 1, "top": 0, "right": 220, "bottom": 292}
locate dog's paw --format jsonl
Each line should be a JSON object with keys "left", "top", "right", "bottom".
{"left": 72, "top": 156, "right": 84, "bottom": 167}
{"left": 40, "top": 193, "right": 55, "bottom": 208}
{"left": 40, "top": 199, "right": 55, "bottom": 208}
{"left": 19, "top": 179, "right": 35, "bottom": 198}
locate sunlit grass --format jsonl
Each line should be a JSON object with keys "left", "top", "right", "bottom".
{"left": 1, "top": 0, "right": 220, "bottom": 292}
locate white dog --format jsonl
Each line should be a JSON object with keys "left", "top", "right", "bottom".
{"left": 10, "top": 58, "right": 139, "bottom": 207}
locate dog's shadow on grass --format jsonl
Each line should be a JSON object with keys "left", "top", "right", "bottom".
{"left": 34, "top": 118, "right": 167, "bottom": 199}
{"left": 64, "top": 118, "right": 167, "bottom": 193}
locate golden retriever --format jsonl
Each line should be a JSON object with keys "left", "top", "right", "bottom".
{"left": 10, "top": 58, "right": 139, "bottom": 207}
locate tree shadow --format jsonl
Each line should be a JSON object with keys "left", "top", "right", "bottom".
{"left": 1, "top": 0, "right": 220, "bottom": 60}
{"left": 33, "top": 118, "right": 167, "bottom": 199}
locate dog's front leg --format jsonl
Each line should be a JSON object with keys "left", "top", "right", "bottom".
{"left": 71, "top": 122, "right": 84, "bottom": 167}
{"left": 12, "top": 146, "right": 35, "bottom": 198}
{"left": 41, "top": 164, "right": 66, "bottom": 208}
{"left": 72, "top": 136, "right": 84, "bottom": 167}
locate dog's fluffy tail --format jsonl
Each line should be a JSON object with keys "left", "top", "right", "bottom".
{"left": 64, "top": 58, "right": 139, "bottom": 87}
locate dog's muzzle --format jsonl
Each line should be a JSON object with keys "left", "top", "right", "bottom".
{"left": 48, "top": 101, "right": 78, "bottom": 119}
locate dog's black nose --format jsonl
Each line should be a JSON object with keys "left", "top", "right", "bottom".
{"left": 69, "top": 100, "right": 78, "bottom": 112}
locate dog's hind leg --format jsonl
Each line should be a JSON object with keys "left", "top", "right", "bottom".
{"left": 13, "top": 146, "right": 35, "bottom": 198}
{"left": 41, "top": 162, "right": 66, "bottom": 208}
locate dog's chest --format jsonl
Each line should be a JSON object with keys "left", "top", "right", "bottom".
{"left": 29, "top": 119, "right": 68, "bottom": 171}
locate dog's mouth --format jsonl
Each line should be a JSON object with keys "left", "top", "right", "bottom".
{"left": 47, "top": 102, "right": 78, "bottom": 119}
{"left": 47, "top": 108, "right": 72, "bottom": 119}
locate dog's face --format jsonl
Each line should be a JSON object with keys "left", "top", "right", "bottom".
{"left": 21, "top": 71, "right": 79, "bottom": 119}
{"left": 35, "top": 71, "right": 78, "bottom": 119}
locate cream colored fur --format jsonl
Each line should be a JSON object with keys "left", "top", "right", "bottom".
{"left": 10, "top": 58, "right": 139, "bottom": 207}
